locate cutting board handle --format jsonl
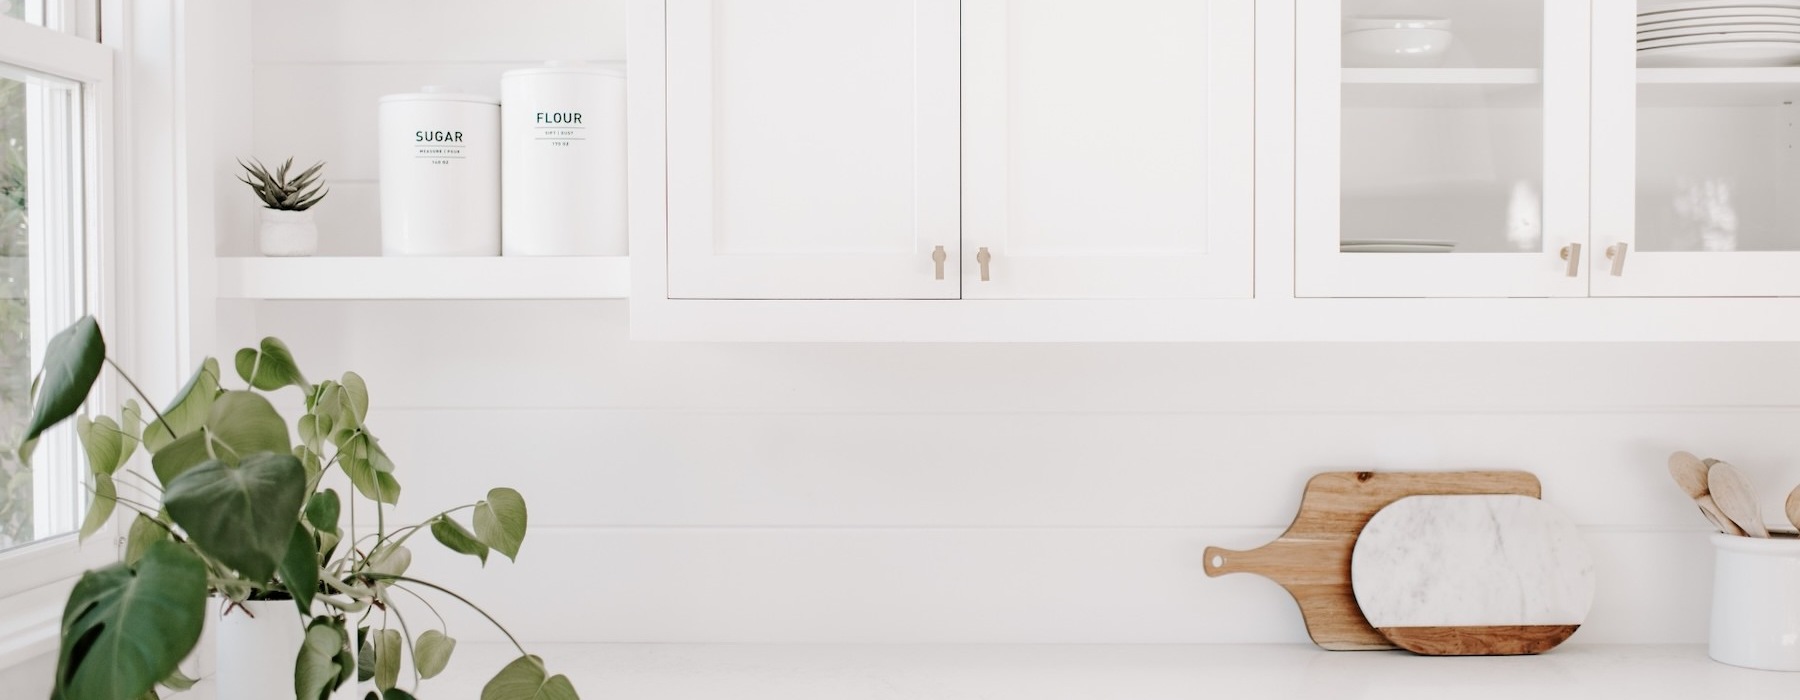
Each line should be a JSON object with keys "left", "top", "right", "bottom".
{"left": 1204, "top": 546, "right": 1256, "bottom": 577}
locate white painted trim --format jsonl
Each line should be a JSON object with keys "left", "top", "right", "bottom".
{"left": 628, "top": 296, "right": 1800, "bottom": 342}
{"left": 216, "top": 257, "right": 631, "bottom": 300}
{"left": 0, "top": 575, "right": 74, "bottom": 670}
{"left": 0, "top": 15, "right": 111, "bottom": 83}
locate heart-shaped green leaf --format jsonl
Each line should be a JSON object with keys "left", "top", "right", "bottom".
{"left": 480, "top": 655, "right": 579, "bottom": 700}
{"left": 374, "top": 628, "right": 401, "bottom": 691}
{"left": 119, "top": 400, "right": 142, "bottom": 459}
{"left": 339, "top": 372, "right": 369, "bottom": 427}
{"left": 474, "top": 488, "right": 528, "bottom": 561}
{"left": 26, "top": 316, "right": 105, "bottom": 444}
{"left": 430, "top": 516, "right": 488, "bottom": 565}
{"left": 123, "top": 513, "right": 168, "bottom": 566}
{"left": 414, "top": 630, "right": 456, "bottom": 679}
{"left": 78, "top": 476, "right": 116, "bottom": 541}
{"left": 150, "top": 430, "right": 211, "bottom": 485}
{"left": 144, "top": 358, "right": 221, "bottom": 453}
{"left": 341, "top": 434, "right": 400, "bottom": 505}
{"left": 77, "top": 416, "right": 124, "bottom": 476}
{"left": 54, "top": 541, "right": 207, "bottom": 700}
{"left": 295, "top": 616, "right": 350, "bottom": 700}
{"left": 306, "top": 489, "right": 341, "bottom": 533}
{"left": 235, "top": 337, "right": 309, "bottom": 392}
{"left": 280, "top": 522, "right": 320, "bottom": 614}
{"left": 164, "top": 453, "right": 307, "bottom": 581}
{"left": 206, "top": 391, "right": 292, "bottom": 464}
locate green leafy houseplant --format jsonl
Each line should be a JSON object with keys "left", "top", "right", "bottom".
{"left": 20, "top": 317, "right": 579, "bottom": 700}
{"left": 238, "top": 158, "right": 329, "bottom": 211}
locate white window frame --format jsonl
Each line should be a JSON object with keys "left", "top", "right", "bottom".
{"left": 0, "top": 6, "right": 117, "bottom": 666}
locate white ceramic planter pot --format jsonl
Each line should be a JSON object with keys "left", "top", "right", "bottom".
{"left": 258, "top": 209, "right": 319, "bottom": 257}
{"left": 1710, "top": 534, "right": 1800, "bottom": 671}
{"left": 215, "top": 599, "right": 361, "bottom": 699}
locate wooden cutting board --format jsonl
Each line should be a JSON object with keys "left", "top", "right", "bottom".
{"left": 1352, "top": 494, "right": 1593, "bottom": 656}
{"left": 1203, "top": 471, "right": 1542, "bottom": 651}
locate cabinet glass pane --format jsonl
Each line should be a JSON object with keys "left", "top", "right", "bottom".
{"left": 1637, "top": 84, "right": 1800, "bottom": 253}
{"left": 1340, "top": 0, "right": 1546, "bottom": 255}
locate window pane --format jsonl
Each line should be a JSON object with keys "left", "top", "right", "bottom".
{"left": 0, "top": 66, "right": 85, "bottom": 552}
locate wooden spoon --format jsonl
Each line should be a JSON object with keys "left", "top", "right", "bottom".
{"left": 1786, "top": 484, "right": 1800, "bottom": 534}
{"left": 1668, "top": 452, "right": 1745, "bottom": 536}
{"left": 1707, "top": 460, "right": 1770, "bottom": 538}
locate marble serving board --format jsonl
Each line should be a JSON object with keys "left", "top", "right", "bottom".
{"left": 1352, "top": 494, "right": 1595, "bottom": 656}
{"left": 1203, "top": 471, "right": 1543, "bottom": 651}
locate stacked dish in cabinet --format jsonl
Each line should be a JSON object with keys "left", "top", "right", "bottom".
{"left": 1638, "top": 0, "right": 1800, "bottom": 66}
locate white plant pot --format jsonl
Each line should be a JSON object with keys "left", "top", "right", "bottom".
{"left": 1710, "top": 534, "right": 1800, "bottom": 671}
{"left": 259, "top": 209, "right": 319, "bottom": 257}
{"left": 215, "top": 599, "right": 361, "bottom": 699}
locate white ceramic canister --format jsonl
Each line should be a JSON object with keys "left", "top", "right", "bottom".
{"left": 500, "top": 61, "right": 627, "bottom": 256}
{"left": 379, "top": 86, "right": 501, "bottom": 256}
{"left": 1710, "top": 533, "right": 1800, "bottom": 671}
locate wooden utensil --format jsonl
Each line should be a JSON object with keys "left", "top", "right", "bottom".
{"left": 1352, "top": 495, "right": 1593, "bottom": 656}
{"left": 1708, "top": 460, "right": 1770, "bottom": 538}
{"left": 1668, "top": 451, "right": 1745, "bottom": 536}
{"left": 1786, "top": 484, "right": 1800, "bottom": 533}
{"left": 1203, "top": 471, "right": 1542, "bottom": 651}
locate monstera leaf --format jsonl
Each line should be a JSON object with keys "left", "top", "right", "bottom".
{"left": 163, "top": 452, "right": 307, "bottom": 581}
{"left": 53, "top": 541, "right": 207, "bottom": 700}
{"left": 481, "top": 655, "right": 579, "bottom": 700}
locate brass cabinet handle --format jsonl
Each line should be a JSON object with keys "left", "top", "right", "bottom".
{"left": 976, "top": 247, "right": 992, "bottom": 282}
{"left": 931, "top": 245, "right": 947, "bottom": 280}
{"left": 1559, "top": 243, "right": 1582, "bottom": 278}
{"left": 1606, "top": 243, "right": 1629, "bottom": 277}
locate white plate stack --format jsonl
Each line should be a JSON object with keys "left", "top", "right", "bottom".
{"left": 1638, "top": 0, "right": 1800, "bottom": 67}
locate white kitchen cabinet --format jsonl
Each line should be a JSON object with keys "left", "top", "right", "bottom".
{"left": 961, "top": 0, "right": 1255, "bottom": 299}
{"left": 1296, "top": 0, "right": 1592, "bottom": 298}
{"left": 1590, "top": 0, "right": 1800, "bottom": 297}
{"left": 663, "top": 0, "right": 961, "bottom": 300}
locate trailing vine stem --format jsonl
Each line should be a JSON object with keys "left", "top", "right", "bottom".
{"left": 361, "top": 574, "right": 527, "bottom": 657}
{"left": 102, "top": 357, "right": 175, "bottom": 440}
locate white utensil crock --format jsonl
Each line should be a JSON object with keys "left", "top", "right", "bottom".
{"left": 257, "top": 209, "right": 318, "bottom": 257}
{"left": 501, "top": 61, "right": 628, "bottom": 256}
{"left": 1710, "top": 533, "right": 1800, "bottom": 671}
{"left": 215, "top": 599, "right": 361, "bottom": 699}
{"left": 379, "top": 86, "right": 501, "bottom": 256}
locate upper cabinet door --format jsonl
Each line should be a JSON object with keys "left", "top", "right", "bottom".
{"left": 1296, "top": 0, "right": 1592, "bottom": 297}
{"left": 664, "top": 0, "right": 961, "bottom": 300}
{"left": 961, "top": 0, "right": 1254, "bottom": 299}
{"left": 1591, "top": 0, "right": 1800, "bottom": 297}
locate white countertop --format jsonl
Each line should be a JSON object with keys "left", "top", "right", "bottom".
{"left": 385, "top": 644, "right": 1787, "bottom": 699}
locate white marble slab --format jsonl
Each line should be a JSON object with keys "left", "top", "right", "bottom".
{"left": 1352, "top": 494, "right": 1595, "bottom": 628}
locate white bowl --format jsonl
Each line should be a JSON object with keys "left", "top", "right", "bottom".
{"left": 1343, "top": 28, "right": 1455, "bottom": 67}
{"left": 1344, "top": 15, "right": 1453, "bottom": 32}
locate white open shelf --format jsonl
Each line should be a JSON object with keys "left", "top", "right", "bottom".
{"left": 215, "top": 256, "right": 630, "bottom": 300}
{"left": 1639, "top": 66, "right": 1800, "bottom": 107}
{"left": 1342, "top": 68, "right": 1542, "bottom": 85}
{"left": 1344, "top": 69, "right": 1543, "bottom": 109}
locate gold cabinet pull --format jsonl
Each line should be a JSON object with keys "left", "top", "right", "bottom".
{"left": 1559, "top": 243, "right": 1582, "bottom": 278}
{"left": 931, "top": 245, "right": 947, "bottom": 280}
{"left": 976, "top": 247, "right": 992, "bottom": 282}
{"left": 1606, "top": 242, "right": 1629, "bottom": 277}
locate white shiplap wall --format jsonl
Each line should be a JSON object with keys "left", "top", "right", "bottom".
{"left": 236, "top": 0, "right": 1800, "bottom": 645}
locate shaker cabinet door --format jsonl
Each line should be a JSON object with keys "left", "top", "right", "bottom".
{"left": 663, "top": 0, "right": 961, "bottom": 300}
{"left": 1295, "top": 0, "right": 1592, "bottom": 298}
{"left": 961, "top": 0, "right": 1255, "bottom": 299}
{"left": 1590, "top": 0, "right": 1800, "bottom": 297}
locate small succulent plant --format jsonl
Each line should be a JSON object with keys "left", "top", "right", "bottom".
{"left": 238, "top": 157, "right": 328, "bottom": 211}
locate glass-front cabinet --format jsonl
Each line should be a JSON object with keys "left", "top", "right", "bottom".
{"left": 1593, "top": 0, "right": 1800, "bottom": 296}
{"left": 1298, "top": 0, "right": 1591, "bottom": 297}
{"left": 1301, "top": 0, "right": 1800, "bottom": 299}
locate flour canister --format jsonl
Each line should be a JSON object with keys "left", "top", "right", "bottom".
{"left": 500, "top": 61, "right": 627, "bottom": 256}
{"left": 379, "top": 86, "right": 501, "bottom": 256}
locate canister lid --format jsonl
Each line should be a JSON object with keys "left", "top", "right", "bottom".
{"left": 379, "top": 85, "right": 500, "bottom": 105}
{"left": 502, "top": 60, "right": 624, "bottom": 79}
